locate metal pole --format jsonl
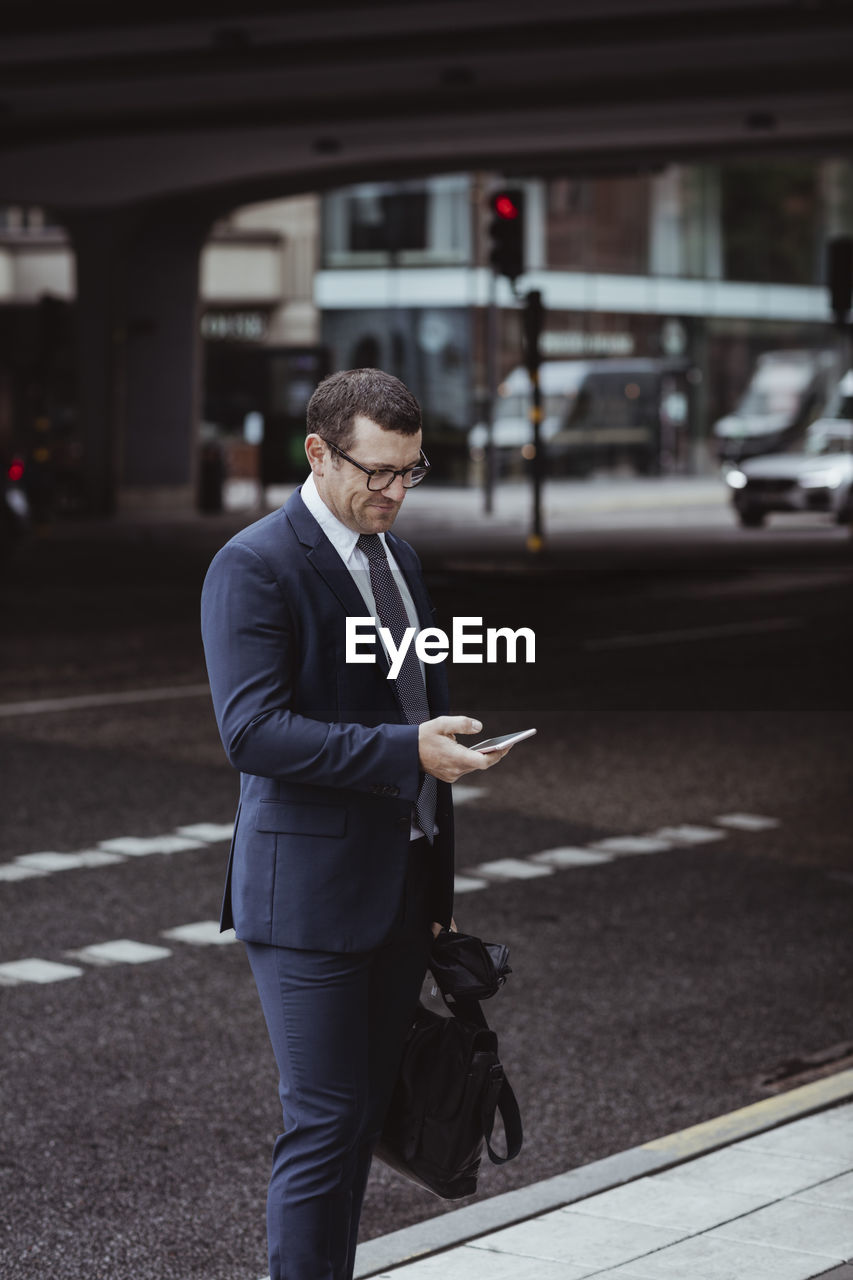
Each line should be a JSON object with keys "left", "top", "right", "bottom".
{"left": 484, "top": 271, "right": 498, "bottom": 515}
{"left": 528, "top": 365, "right": 543, "bottom": 551}
{"left": 523, "top": 289, "right": 545, "bottom": 553}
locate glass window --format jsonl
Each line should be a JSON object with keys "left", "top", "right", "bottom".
{"left": 322, "top": 176, "right": 471, "bottom": 267}
{"left": 720, "top": 161, "right": 819, "bottom": 284}
{"left": 546, "top": 176, "right": 651, "bottom": 274}
{"left": 349, "top": 190, "right": 427, "bottom": 254}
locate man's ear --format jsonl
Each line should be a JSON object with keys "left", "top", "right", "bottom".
{"left": 305, "top": 434, "right": 325, "bottom": 474}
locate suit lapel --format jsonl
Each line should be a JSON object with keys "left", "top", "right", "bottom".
{"left": 285, "top": 488, "right": 376, "bottom": 622}
{"left": 285, "top": 489, "right": 392, "bottom": 677}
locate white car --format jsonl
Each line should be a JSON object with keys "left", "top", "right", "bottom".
{"left": 713, "top": 348, "right": 841, "bottom": 462}
{"left": 724, "top": 416, "right": 853, "bottom": 528}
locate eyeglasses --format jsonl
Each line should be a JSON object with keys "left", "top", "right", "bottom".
{"left": 321, "top": 438, "right": 430, "bottom": 491}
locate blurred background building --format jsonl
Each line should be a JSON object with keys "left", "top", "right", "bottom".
{"left": 1, "top": 156, "right": 850, "bottom": 500}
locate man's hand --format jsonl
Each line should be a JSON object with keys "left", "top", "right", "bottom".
{"left": 431, "top": 916, "right": 458, "bottom": 938}
{"left": 418, "top": 715, "right": 513, "bottom": 783}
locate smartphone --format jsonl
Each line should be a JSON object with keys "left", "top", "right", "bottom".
{"left": 471, "top": 728, "right": 537, "bottom": 754}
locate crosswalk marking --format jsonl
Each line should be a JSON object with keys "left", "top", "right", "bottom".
{"left": 161, "top": 921, "right": 237, "bottom": 946}
{"left": 453, "top": 874, "right": 489, "bottom": 893}
{"left": 532, "top": 847, "right": 614, "bottom": 868}
{"left": 175, "top": 823, "right": 236, "bottom": 842}
{"left": 651, "top": 824, "right": 726, "bottom": 845}
{"left": 454, "top": 812, "right": 783, "bottom": 898}
{"left": 588, "top": 835, "right": 674, "bottom": 855}
{"left": 0, "top": 808, "right": 784, "bottom": 987}
{"left": 15, "top": 849, "right": 124, "bottom": 872}
{"left": 0, "top": 863, "right": 47, "bottom": 882}
{"left": 450, "top": 785, "right": 485, "bottom": 805}
{"left": 0, "top": 958, "right": 84, "bottom": 985}
{"left": 473, "top": 857, "right": 554, "bottom": 881}
{"left": 0, "top": 792, "right": 472, "bottom": 893}
{"left": 97, "top": 835, "right": 206, "bottom": 857}
{"left": 69, "top": 940, "right": 173, "bottom": 966}
{"left": 715, "top": 813, "right": 780, "bottom": 831}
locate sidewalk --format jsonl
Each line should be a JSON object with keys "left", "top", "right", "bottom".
{"left": 354, "top": 1069, "right": 853, "bottom": 1279}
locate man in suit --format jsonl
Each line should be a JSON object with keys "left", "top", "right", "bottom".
{"left": 201, "top": 368, "right": 512, "bottom": 1280}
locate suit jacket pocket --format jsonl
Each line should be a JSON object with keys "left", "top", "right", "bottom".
{"left": 255, "top": 800, "right": 348, "bottom": 838}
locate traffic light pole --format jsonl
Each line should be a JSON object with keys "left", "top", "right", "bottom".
{"left": 523, "top": 290, "right": 545, "bottom": 553}
{"left": 483, "top": 270, "right": 498, "bottom": 516}
{"left": 529, "top": 364, "right": 543, "bottom": 552}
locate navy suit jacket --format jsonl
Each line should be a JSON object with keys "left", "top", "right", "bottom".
{"left": 200, "top": 488, "right": 454, "bottom": 952}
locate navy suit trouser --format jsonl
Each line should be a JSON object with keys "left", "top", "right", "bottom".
{"left": 244, "top": 838, "right": 433, "bottom": 1280}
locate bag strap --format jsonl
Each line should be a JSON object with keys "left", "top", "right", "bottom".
{"left": 448, "top": 995, "right": 524, "bottom": 1166}
{"left": 484, "top": 1074, "right": 523, "bottom": 1165}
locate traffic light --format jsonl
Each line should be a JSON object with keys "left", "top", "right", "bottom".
{"left": 488, "top": 189, "right": 524, "bottom": 282}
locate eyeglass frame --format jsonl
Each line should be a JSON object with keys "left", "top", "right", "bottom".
{"left": 319, "top": 437, "right": 431, "bottom": 490}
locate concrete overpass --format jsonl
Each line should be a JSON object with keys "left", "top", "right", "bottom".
{"left": 2, "top": 0, "right": 852, "bottom": 511}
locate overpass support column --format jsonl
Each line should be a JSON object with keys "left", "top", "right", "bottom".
{"left": 68, "top": 202, "right": 213, "bottom": 515}
{"left": 119, "top": 206, "right": 212, "bottom": 512}
{"left": 66, "top": 211, "right": 131, "bottom": 517}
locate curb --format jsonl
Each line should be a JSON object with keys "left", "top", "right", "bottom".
{"left": 354, "top": 1066, "right": 853, "bottom": 1278}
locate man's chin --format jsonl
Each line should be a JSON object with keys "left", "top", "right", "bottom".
{"left": 363, "top": 504, "right": 400, "bottom": 531}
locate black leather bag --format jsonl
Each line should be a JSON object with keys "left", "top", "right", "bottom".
{"left": 375, "top": 935, "right": 522, "bottom": 1200}
{"left": 428, "top": 928, "right": 512, "bottom": 1001}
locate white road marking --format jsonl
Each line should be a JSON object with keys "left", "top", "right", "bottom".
{"left": 473, "top": 857, "right": 554, "bottom": 880}
{"left": 69, "top": 940, "right": 173, "bottom": 966}
{"left": 650, "top": 824, "right": 726, "bottom": 845}
{"left": 531, "top": 847, "right": 614, "bottom": 868}
{"left": 450, "top": 785, "right": 485, "bottom": 805}
{"left": 453, "top": 874, "right": 489, "bottom": 893}
{"left": 0, "top": 683, "right": 211, "bottom": 718}
{"left": 0, "top": 822, "right": 229, "bottom": 890}
{"left": 0, "top": 808, "right": 783, "bottom": 986}
{"left": 97, "top": 835, "right": 206, "bottom": 857}
{"left": 0, "top": 863, "right": 47, "bottom": 882}
{"left": 15, "top": 850, "right": 124, "bottom": 873}
{"left": 0, "top": 800, "right": 783, "bottom": 961}
{"left": 585, "top": 617, "right": 803, "bottom": 651}
{"left": 161, "top": 921, "right": 237, "bottom": 946}
{"left": 715, "top": 812, "right": 781, "bottom": 831}
{"left": 0, "top": 958, "right": 84, "bottom": 985}
{"left": 175, "top": 823, "right": 235, "bottom": 842}
{"left": 588, "top": 835, "right": 675, "bottom": 855}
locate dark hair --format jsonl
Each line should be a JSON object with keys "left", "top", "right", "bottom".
{"left": 306, "top": 368, "right": 422, "bottom": 451}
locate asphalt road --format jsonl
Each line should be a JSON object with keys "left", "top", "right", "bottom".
{"left": 1, "top": 485, "right": 851, "bottom": 1280}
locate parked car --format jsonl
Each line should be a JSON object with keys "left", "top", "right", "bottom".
{"left": 713, "top": 348, "right": 840, "bottom": 463}
{"left": 723, "top": 395, "right": 853, "bottom": 527}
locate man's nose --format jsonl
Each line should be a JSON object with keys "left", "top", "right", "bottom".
{"left": 385, "top": 474, "right": 407, "bottom": 501}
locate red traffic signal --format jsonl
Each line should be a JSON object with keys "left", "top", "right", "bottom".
{"left": 493, "top": 193, "right": 521, "bottom": 221}
{"left": 488, "top": 188, "right": 525, "bottom": 281}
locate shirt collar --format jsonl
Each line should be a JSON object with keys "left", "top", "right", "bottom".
{"left": 300, "top": 470, "right": 388, "bottom": 563}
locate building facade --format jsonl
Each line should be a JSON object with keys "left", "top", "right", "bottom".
{"left": 1, "top": 157, "right": 849, "bottom": 500}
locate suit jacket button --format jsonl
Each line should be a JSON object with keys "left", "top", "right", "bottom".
{"left": 397, "top": 816, "right": 410, "bottom": 831}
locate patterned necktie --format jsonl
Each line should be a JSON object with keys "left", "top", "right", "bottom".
{"left": 357, "top": 533, "right": 437, "bottom": 843}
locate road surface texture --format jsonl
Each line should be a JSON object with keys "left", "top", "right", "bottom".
{"left": 1, "top": 478, "right": 851, "bottom": 1279}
